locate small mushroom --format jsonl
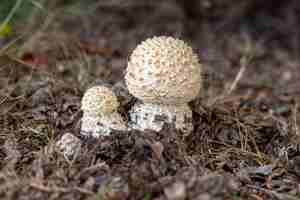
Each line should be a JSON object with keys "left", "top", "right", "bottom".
{"left": 125, "top": 36, "right": 202, "bottom": 133}
{"left": 56, "top": 133, "right": 81, "bottom": 161}
{"left": 80, "top": 86, "right": 127, "bottom": 138}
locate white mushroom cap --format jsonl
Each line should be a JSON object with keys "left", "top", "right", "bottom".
{"left": 129, "top": 102, "right": 193, "bottom": 133}
{"left": 125, "top": 36, "right": 202, "bottom": 104}
{"left": 81, "top": 86, "right": 119, "bottom": 116}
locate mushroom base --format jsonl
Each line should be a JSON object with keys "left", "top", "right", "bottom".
{"left": 80, "top": 112, "right": 127, "bottom": 138}
{"left": 129, "top": 102, "right": 193, "bottom": 133}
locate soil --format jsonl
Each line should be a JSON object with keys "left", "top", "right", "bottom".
{"left": 0, "top": 1, "right": 300, "bottom": 199}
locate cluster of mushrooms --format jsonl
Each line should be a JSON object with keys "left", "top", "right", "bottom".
{"left": 56, "top": 36, "right": 202, "bottom": 160}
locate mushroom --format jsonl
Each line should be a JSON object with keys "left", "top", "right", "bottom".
{"left": 80, "top": 86, "right": 127, "bottom": 138}
{"left": 56, "top": 133, "right": 81, "bottom": 161}
{"left": 125, "top": 36, "right": 202, "bottom": 133}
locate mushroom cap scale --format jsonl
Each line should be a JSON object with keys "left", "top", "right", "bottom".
{"left": 81, "top": 86, "right": 119, "bottom": 116}
{"left": 125, "top": 36, "right": 202, "bottom": 104}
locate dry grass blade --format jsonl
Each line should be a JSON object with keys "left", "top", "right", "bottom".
{"left": 293, "top": 101, "right": 299, "bottom": 135}
{"left": 0, "top": 0, "right": 23, "bottom": 32}
{"left": 226, "top": 63, "right": 247, "bottom": 96}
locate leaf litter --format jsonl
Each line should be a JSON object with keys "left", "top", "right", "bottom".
{"left": 1, "top": 1, "right": 300, "bottom": 199}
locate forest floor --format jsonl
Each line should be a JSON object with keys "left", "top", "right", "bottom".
{"left": 0, "top": 1, "right": 300, "bottom": 199}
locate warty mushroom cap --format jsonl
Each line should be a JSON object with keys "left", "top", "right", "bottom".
{"left": 125, "top": 36, "right": 202, "bottom": 104}
{"left": 81, "top": 86, "right": 120, "bottom": 116}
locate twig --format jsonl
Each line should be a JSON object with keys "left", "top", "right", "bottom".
{"left": 76, "top": 162, "right": 108, "bottom": 179}
{"left": 73, "top": 186, "right": 94, "bottom": 195}
{"left": 294, "top": 101, "right": 299, "bottom": 135}
{"left": 226, "top": 60, "right": 247, "bottom": 95}
{"left": 30, "top": 181, "right": 69, "bottom": 193}
{"left": 0, "top": 34, "right": 26, "bottom": 55}
{"left": 247, "top": 185, "right": 300, "bottom": 200}
{"left": 208, "top": 56, "right": 249, "bottom": 106}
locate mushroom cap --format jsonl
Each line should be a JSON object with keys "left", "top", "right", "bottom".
{"left": 125, "top": 36, "right": 202, "bottom": 104}
{"left": 81, "top": 86, "right": 119, "bottom": 116}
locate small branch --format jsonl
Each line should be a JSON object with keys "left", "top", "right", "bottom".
{"left": 294, "top": 101, "right": 299, "bottom": 135}
{"left": 226, "top": 59, "right": 247, "bottom": 95}
{"left": 29, "top": 182, "right": 69, "bottom": 193}
{"left": 247, "top": 185, "right": 300, "bottom": 200}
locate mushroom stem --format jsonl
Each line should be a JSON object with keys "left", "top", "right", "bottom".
{"left": 129, "top": 102, "right": 193, "bottom": 133}
{"left": 81, "top": 111, "right": 127, "bottom": 138}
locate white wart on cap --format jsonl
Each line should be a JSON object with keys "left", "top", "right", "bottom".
{"left": 81, "top": 86, "right": 120, "bottom": 116}
{"left": 125, "top": 36, "right": 202, "bottom": 104}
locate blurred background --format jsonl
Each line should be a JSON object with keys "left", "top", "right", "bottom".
{"left": 1, "top": 0, "right": 300, "bottom": 103}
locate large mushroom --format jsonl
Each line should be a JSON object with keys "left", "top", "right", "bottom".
{"left": 125, "top": 36, "right": 202, "bottom": 133}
